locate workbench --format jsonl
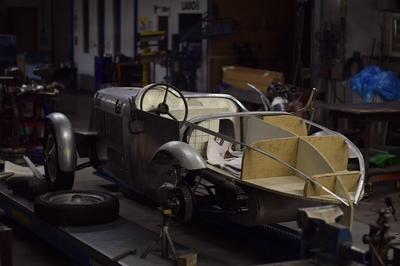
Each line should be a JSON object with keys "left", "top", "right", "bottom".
{"left": 0, "top": 169, "right": 301, "bottom": 265}
{"left": 317, "top": 102, "right": 400, "bottom": 186}
{"left": 0, "top": 165, "right": 376, "bottom": 266}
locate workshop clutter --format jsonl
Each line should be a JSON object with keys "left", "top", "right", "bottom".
{"left": 0, "top": 65, "right": 60, "bottom": 150}
{"left": 222, "top": 66, "right": 284, "bottom": 93}
{"left": 347, "top": 65, "right": 400, "bottom": 103}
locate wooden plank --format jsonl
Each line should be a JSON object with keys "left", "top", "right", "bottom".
{"left": 245, "top": 175, "right": 304, "bottom": 195}
{"left": 317, "top": 102, "right": 400, "bottom": 115}
{"left": 243, "top": 116, "right": 295, "bottom": 145}
{"left": 304, "top": 171, "right": 360, "bottom": 197}
{"left": 337, "top": 172, "right": 360, "bottom": 193}
{"left": 304, "top": 175, "right": 336, "bottom": 197}
{"left": 263, "top": 115, "right": 307, "bottom": 136}
{"left": 296, "top": 138, "right": 334, "bottom": 177}
{"left": 241, "top": 137, "right": 298, "bottom": 180}
{"left": 302, "top": 135, "right": 349, "bottom": 171}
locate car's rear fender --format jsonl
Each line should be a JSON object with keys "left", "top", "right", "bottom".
{"left": 151, "top": 141, "right": 206, "bottom": 170}
{"left": 46, "top": 112, "right": 77, "bottom": 172}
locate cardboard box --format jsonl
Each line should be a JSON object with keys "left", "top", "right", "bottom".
{"left": 222, "top": 66, "right": 284, "bottom": 93}
{"left": 177, "top": 253, "right": 197, "bottom": 266}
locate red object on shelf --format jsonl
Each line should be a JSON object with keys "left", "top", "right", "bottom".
{"left": 0, "top": 90, "right": 56, "bottom": 149}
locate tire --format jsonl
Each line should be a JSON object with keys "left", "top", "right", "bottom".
{"left": 43, "top": 121, "right": 74, "bottom": 191}
{"left": 34, "top": 190, "right": 119, "bottom": 226}
{"left": 168, "top": 183, "right": 194, "bottom": 223}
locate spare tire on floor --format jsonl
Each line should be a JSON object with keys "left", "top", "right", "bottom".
{"left": 34, "top": 190, "right": 119, "bottom": 226}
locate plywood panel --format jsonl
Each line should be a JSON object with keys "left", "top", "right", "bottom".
{"left": 302, "top": 136, "right": 349, "bottom": 171}
{"left": 263, "top": 115, "right": 307, "bottom": 136}
{"left": 241, "top": 137, "right": 298, "bottom": 180}
{"left": 245, "top": 175, "right": 304, "bottom": 195}
{"left": 337, "top": 172, "right": 360, "bottom": 193}
{"left": 244, "top": 116, "right": 295, "bottom": 145}
{"left": 304, "top": 171, "right": 361, "bottom": 197}
{"left": 296, "top": 138, "right": 334, "bottom": 177}
{"left": 304, "top": 175, "right": 336, "bottom": 197}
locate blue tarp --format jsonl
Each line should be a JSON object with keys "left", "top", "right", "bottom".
{"left": 348, "top": 65, "right": 400, "bottom": 102}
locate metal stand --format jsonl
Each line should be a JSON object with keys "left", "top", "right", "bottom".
{"left": 141, "top": 206, "right": 177, "bottom": 261}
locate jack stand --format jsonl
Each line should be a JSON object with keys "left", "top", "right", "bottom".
{"left": 141, "top": 205, "right": 177, "bottom": 261}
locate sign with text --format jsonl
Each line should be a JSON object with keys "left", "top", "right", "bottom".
{"left": 179, "top": 0, "right": 205, "bottom": 13}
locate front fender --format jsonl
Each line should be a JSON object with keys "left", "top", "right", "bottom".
{"left": 151, "top": 141, "right": 206, "bottom": 170}
{"left": 46, "top": 112, "right": 76, "bottom": 172}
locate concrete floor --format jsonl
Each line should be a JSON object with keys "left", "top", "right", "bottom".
{"left": 3, "top": 88, "right": 400, "bottom": 265}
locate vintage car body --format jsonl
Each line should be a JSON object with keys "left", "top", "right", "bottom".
{"left": 44, "top": 84, "right": 365, "bottom": 226}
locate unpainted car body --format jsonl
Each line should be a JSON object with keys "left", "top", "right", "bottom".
{"left": 44, "top": 84, "right": 365, "bottom": 225}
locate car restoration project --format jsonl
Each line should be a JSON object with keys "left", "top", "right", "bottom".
{"left": 43, "top": 83, "right": 365, "bottom": 226}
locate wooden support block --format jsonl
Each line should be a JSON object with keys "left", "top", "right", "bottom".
{"left": 177, "top": 253, "right": 197, "bottom": 266}
{"left": 0, "top": 223, "right": 13, "bottom": 266}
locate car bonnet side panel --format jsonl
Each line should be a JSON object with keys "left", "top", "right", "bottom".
{"left": 90, "top": 88, "right": 139, "bottom": 188}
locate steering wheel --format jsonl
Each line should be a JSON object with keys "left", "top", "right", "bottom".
{"left": 137, "top": 83, "right": 189, "bottom": 122}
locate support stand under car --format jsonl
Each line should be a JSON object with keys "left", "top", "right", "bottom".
{"left": 141, "top": 200, "right": 178, "bottom": 261}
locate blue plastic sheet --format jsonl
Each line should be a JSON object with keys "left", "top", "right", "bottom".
{"left": 348, "top": 65, "right": 400, "bottom": 102}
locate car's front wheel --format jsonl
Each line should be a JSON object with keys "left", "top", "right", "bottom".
{"left": 43, "top": 121, "right": 75, "bottom": 191}
{"left": 168, "top": 183, "right": 194, "bottom": 223}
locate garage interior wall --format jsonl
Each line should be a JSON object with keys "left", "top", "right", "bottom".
{"left": 312, "top": 0, "right": 383, "bottom": 104}
{"left": 208, "top": 0, "right": 296, "bottom": 91}
{"left": 73, "top": 0, "right": 208, "bottom": 91}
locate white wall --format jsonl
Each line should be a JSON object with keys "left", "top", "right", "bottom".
{"left": 74, "top": 0, "right": 95, "bottom": 78}
{"left": 104, "top": 0, "right": 114, "bottom": 55}
{"left": 138, "top": 0, "right": 208, "bottom": 89}
{"left": 121, "top": 0, "right": 135, "bottom": 57}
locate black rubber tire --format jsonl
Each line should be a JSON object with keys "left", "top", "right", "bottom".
{"left": 169, "top": 183, "right": 194, "bottom": 223}
{"left": 43, "top": 120, "right": 75, "bottom": 191}
{"left": 34, "top": 190, "right": 119, "bottom": 226}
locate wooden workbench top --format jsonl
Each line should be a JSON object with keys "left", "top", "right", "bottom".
{"left": 317, "top": 102, "right": 400, "bottom": 115}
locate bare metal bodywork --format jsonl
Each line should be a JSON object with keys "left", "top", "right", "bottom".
{"left": 153, "top": 141, "right": 206, "bottom": 170}
{"left": 46, "top": 112, "right": 77, "bottom": 172}
{"left": 49, "top": 85, "right": 365, "bottom": 225}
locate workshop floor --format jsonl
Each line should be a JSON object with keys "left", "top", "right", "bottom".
{"left": 4, "top": 89, "right": 400, "bottom": 265}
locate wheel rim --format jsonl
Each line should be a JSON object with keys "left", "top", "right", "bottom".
{"left": 169, "top": 184, "right": 193, "bottom": 223}
{"left": 47, "top": 192, "right": 105, "bottom": 205}
{"left": 44, "top": 133, "right": 57, "bottom": 182}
